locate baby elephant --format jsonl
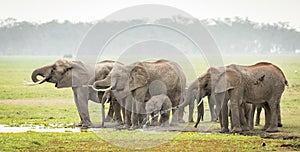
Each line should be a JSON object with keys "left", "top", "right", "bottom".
{"left": 145, "top": 94, "right": 172, "bottom": 126}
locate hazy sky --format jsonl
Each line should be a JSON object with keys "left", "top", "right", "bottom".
{"left": 1, "top": 0, "right": 299, "bottom": 29}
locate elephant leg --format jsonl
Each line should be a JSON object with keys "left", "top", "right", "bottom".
{"left": 124, "top": 96, "right": 132, "bottom": 128}
{"left": 255, "top": 105, "right": 262, "bottom": 126}
{"left": 105, "top": 101, "right": 114, "bottom": 122}
{"left": 138, "top": 105, "right": 147, "bottom": 126}
{"left": 262, "top": 103, "right": 270, "bottom": 130}
{"left": 101, "top": 100, "right": 105, "bottom": 127}
{"left": 215, "top": 95, "right": 222, "bottom": 122}
{"left": 216, "top": 93, "right": 229, "bottom": 133}
{"left": 277, "top": 97, "right": 282, "bottom": 127}
{"left": 72, "top": 87, "right": 92, "bottom": 127}
{"left": 130, "top": 101, "right": 139, "bottom": 129}
{"left": 266, "top": 100, "right": 279, "bottom": 132}
{"left": 177, "top": 106, "right": 185, "bottom": 123}
{"left": 239, "top": 103, "right": 249, "bottom": 131}
{"left": 131, "top": 87, "right": 147, "bottom": 129}
{"left": 228, "top": 91, "right": 242, "bottom": 133}
{"left": 170, "top": 108, "right": 179, "bottom": 126}
{"left": 208, "top": 95, "right": 217, "bottom": 122}
{"left": 249, "top": 104, "right": 255, "bottom": 130}
{"left": 151, "top": 112, "right": 159, "bottom": 126}
{"left": 188, "top": 99, "right": 195, "bottom": 122}
{"left": 160, "top": 112, "right": 170, "bottom": 126}
{"left": 112, "top": 98, "right": 122, "bottom": 124}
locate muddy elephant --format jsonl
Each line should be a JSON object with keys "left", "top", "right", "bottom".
{"left": 25, "top": 59, "right": 120, "bottom": 127}
{"left": 94, "top": 59, "right": 186, "bottom": 129}
{"left": 195, "top": 62, "right": 287, "bottom": 132}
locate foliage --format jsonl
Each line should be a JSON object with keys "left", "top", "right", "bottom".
{"left": 0, "top": 17, "right": 300, "bottom": 56}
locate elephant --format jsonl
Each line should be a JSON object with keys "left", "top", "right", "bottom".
{"left": 25, "top": 59, "right": 120, "bottom": 127}
{"left": 145, "top": 94, "right": 172, "bottom": 126}
{"left": 194, "top": 62, "right": 288, "bottom": 133}
{"left": 145, "top": 80, "right": 172, "bottom": 126}
{"left": 93, "top": 59, "right": 186, "bottom": 129}
{"left": 184, "top": 84, "right": 218, "bottom": 123}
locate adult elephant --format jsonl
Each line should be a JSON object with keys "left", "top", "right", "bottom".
{"left": 93, "top": 59, "right": 186, "bottom": 129}
{"left": 194, "top": 62, "right": 287, "bottom": 132}
{"left": 184, "top": 84, "right": 218, "bottom": 123}
{"left": 25, "top": 59, "right": 119, "bottom": 127}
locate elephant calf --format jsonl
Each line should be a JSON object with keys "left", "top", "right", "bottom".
{"left": 145, "top": 94, "right": 172, "bottom": 126}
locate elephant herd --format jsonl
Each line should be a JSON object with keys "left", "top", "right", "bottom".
{"left": 26, "top": 59, "right": 288, "bottom": 133}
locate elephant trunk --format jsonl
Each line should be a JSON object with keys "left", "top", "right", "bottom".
{"left": 24, "top": 65, "right": 53, "bottom": 86}
{"left": 31, "top": 65, "right": 52, "bottom": 83}
{"left": 92, "top": 75, "right": 112, "bottom": 92}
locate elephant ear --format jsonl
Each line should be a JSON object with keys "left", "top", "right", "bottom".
{"left": 55, "top": 60, "right": 73, "bottom": 88}
{"left": 214, "top": 68, "right": 241, "bottom": 93}
{"left": 129, "top": 64, "right": 149, "bottom": 91}
{"left": 56, "top": 70, "right": 72, "bottom": 88}
{"left": 69, "top": 61, "right": 89, "bottom": 87}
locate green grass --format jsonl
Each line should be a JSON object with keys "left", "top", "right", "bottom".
{"left": 0, "top": 56, "right": 73, "bottom": 100}
{"left": 0, "top": 131, "right": 299, "bottom": 151}
{"left": 0, "top": 55, "right": 300, "bottom": 151}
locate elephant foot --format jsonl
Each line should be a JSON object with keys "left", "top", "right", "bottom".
{"left": 170, "top": 122, "right": 178, "bottom": 126}
{"left": 75, "top": 122, "right": 84, "bottom": 127}
{"left": 189, "top": 120, "right": 194, "bottom": 123}
{"left": 249, "top": 126, "right": 254, "bottom": 130}
{"left": 122, "top": 124, "right": 131, "bottom": 129}
{"left": 219, "top": 127, "right": 229, "bottom": 133}
{"left": 160, "top": 123, "right": 170, "bottom": 127}
{"left": 230, "top": 127, "right": 242, "bottom": 133}
{"left": 75, "top": 121, "right": 92, "bottom": 128}
{"left": 178, "top": 119, "right": 185, "bottom": 123}
{"left": 278, "top": 122, "right": 283, "bottom": 127}
{"left": 265, "top": 126, "right": 279, "bottom": 132}
{"left": 241, "top": 126, "right": 250, "bottom": 131}
{"left": 262, "top": 125, "right": 269, "bottom": 131}
{"left": 129, "top": 125, "right": 140, "bottom": 130}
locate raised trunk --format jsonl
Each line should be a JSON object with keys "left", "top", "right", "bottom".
{"left": 31, "top": 65, "right": 52, "bottom": 83}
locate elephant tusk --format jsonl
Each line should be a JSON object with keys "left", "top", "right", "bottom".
{"left": 23, "top": 77, "right": 47, "bottom": 86}
{"left": 90, "top": 85, "right": 112, "bottom": 92}
{"left": 197, "top": 99, "right": 203, "bottom": 107}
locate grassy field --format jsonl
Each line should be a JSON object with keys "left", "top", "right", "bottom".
{"left": 0, "top": 55, "right": 300, "bottom": 151}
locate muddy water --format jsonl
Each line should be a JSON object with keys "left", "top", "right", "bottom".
{"left": 0, "top": 124, "right": 82, "bottom": 133}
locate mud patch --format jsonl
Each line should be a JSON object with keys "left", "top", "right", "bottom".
{"left": 240, "top": 130, "right": 300, "bottom": 140}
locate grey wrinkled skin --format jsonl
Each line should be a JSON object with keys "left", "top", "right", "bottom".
{"left": 94, "top": 59, "right": 186, "bottom": 129}
{"left": 31, "top": 59, "right": 118, "bottom": 127}
{"left": 145, "top": 94, "right": 172, "bottom": 126}
{"left": 195, "top": 62, "right": 287, "bottom": 133}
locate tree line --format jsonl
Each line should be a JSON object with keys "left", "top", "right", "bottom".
{"left": 0, "top": 17, "right": 299, "bottom": 56}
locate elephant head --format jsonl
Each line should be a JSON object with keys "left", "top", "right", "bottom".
{"left": 193, "top": 67, "right": 241, "bottom": 128}
{"left": 197, "top": 67, "right": 241, "bottom": 98}
{"left": 26, "top": 60, "right": 89, "bottom": 88}
{"left": 93, "top": 62, "right": 150, "bottom": 100}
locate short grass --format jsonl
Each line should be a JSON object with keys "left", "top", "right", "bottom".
{"left": 0, "top": 56, "right": 73, "bottom": 100}
{"left": 0, "top": 131, "right": 299, "bottom": 151}
{"left": 0, "top": 55, "right": 299, "bottom": 151}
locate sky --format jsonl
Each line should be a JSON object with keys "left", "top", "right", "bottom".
{"left": 1, "top": 0, "right": 300, "bottom": 29}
